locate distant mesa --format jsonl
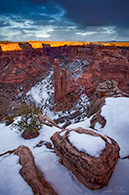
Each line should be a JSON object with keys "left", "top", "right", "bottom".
{"left": 42, "top": 43, "right": 51, "bottom": 49}
{"left": 19, "top": 42, "right": 33, "bottom": 51}
{"left": 0, "top": 41, "right": 129, "bottom": 51}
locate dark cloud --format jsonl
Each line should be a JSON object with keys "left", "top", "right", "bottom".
{"left": 115, "top": 27, "right": 129, "bottom": 38}
{"left": 0, "top": 0, "right": 33, "bottom": 15}
{"left": 0, "top": 0, "right": 129, "bottom": 41}
{"left": 29, "top": 0, "right": 129, "bottom": 28}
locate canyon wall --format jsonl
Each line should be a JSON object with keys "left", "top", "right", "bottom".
{"left": 0, "top": 42, "right": 129, "bottom": 119}
{"left": 0, "top": 41, "right": 129, "bottom": 51}
{"left": 67, "top": 45, "right": 129, "bottom": 98}
{"left": 0, "top": 43, "right": 51, "bottom": 119}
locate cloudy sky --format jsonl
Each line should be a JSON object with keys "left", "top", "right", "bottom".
{"left": 0, "top": 0, "right": 129, "bottom": 42}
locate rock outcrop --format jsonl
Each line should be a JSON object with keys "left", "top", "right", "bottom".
{"left": 38, "top": 113, "right": 61, "bottom": 128}
{"left": 0, "top": 46, "right": 2, "bottom": 55}
{"left": 51, "top": 128, "right": 120, "bottom": 190}
{"left": 87, "top": 80, "right": 129, "bottom": 117}
{"left": 96, "top": 80, "right": 121, "bottom": 97}
{"left": 54, "top": 59, "right": 67, "bottom": 102}
{"left": 87, "top": 80, "right": 129, "bottom": 128}
{"left": 15, "top": 145, "right": 57, "bottom": 195}
{"left": 19, "top": 42, "right": 33, "bottom": 51}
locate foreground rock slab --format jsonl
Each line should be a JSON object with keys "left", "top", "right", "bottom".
{"left": 15, "top": 145, "right": 57, "bottom": 195}
{"left": 51, "top": 128, "right": 120, "bottom": 190}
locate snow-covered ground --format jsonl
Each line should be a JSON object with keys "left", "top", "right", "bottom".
{"left": 0, "top": 97, "right": 129, "bottom": 194}
{"left": 0, "top": 154, "right": 33, "bottom": 195}
{"left": 94, "top": 97, "right": 129, "bottom": 158}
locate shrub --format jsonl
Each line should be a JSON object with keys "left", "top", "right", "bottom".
{"left": 12, "top": 102, "right": 43, "bottom": 139}
{"left": 4, "top": 115, "right": 14, "bottom": 126}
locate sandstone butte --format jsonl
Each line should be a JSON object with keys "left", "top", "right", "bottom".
{"left": 0, "top": 41, "right": 129, "bottom": 51}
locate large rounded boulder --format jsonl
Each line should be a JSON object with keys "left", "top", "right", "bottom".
{"left": 51, "top": 128, "right": 120, "bottom": 189}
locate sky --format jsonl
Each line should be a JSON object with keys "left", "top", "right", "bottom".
{"left": 0, "top": 0, "right": 129, "bottom": 42}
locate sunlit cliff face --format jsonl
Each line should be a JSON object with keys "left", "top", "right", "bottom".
{"left": 0, "top": 41, "right": 129, "bottom": 51}
{"left": 0, "top": 43, "right": 22, "bottom": 51}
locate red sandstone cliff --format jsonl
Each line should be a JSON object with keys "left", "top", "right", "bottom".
{"left": 0, "top": 43, "right": 51, "bottom": 119}
{"left": 0, "top": 43, "right": 129, "bottom": 119}
{"left": 67, "top": 45, "right": 129, "bottom": 99}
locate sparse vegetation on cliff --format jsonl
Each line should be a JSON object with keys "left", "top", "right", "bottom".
{"left": 12, "top": 102, "right": 42, "bottom": 139}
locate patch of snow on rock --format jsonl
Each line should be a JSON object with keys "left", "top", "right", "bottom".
{"left": 68, "top": 131, "right": 106, "bottom": 158}
{"left": 60, "top": 130, "right": 67, "bottom": 137}
{"left": 95, "top": 122, "right": 102, "bottom": 131}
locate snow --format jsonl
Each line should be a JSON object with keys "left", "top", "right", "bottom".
{"left": 95, "top": 97, "right": 129, "bottom": 158}
{"left": 95, "top": 122, "right": 102, "bottom": 131}
{"left": 68, "top": 131, "right": 106, "bottom": 158}
{"left": 68, "top": 116, "right": 91, "bottom": 130}
{"left": 26, "top": 72, "right": 89, "bottom": 127}
{"left": 0, "top": 153, "right": 33, "bottom": 195}
{"left": 60, "top": 130, "right": 67, "bottom": 137}
{"left": 0, "top": 97, "right": 129, "bottom": 194}
{"left": 26, "top": 72, "right": 55, "bottom": 118}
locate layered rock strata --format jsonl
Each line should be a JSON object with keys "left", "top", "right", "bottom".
{"left": 51, "top": 128, "right": 120, "bottom": 190}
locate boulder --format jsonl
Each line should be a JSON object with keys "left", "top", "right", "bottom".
{"left": 51, "top": 128, "right": 120, "bottom": 190}
{"left": 15, "top": 145, "right": 57, "bottom": 195}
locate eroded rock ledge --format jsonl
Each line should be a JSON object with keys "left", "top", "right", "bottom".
{"left": 51, "top": 128, "right": 120, "bottom": 190}
{"left": 0, "top": 145, "right": 57, "bottom": 194}
{"left": 14, "top": 145, "right": 57, "bottom": 195}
